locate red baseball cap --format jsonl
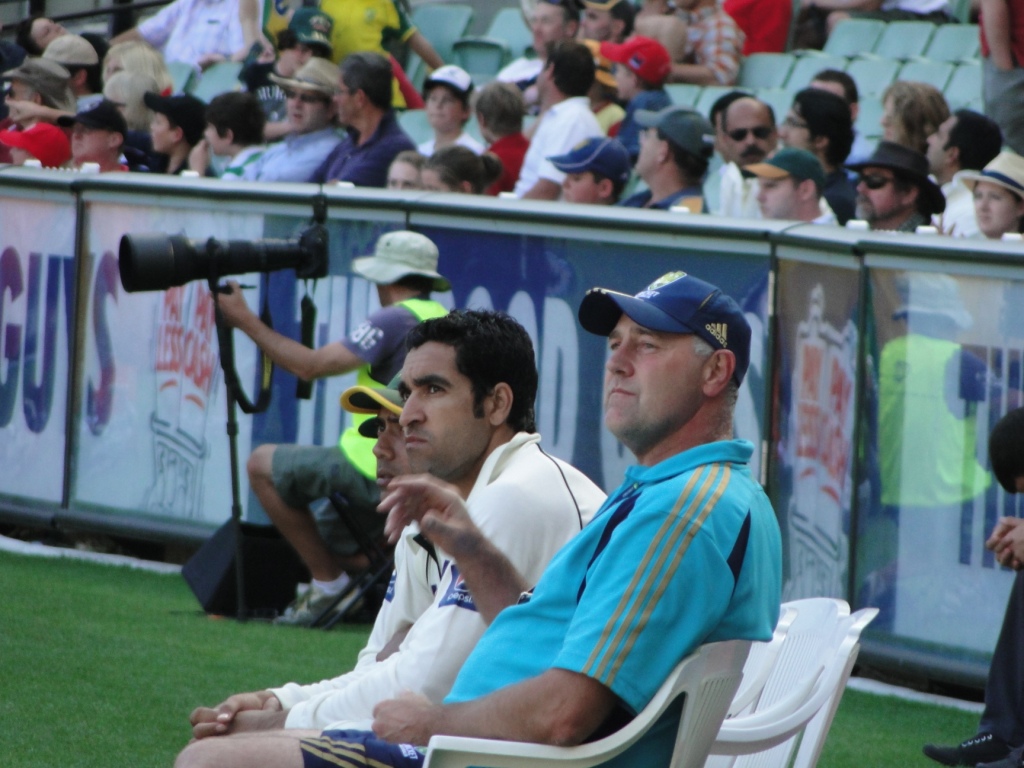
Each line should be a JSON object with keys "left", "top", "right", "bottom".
{"left": 0, "top": 122, "right": 72, "bottom": 168}
{"left": 600, "top": 36, "right": 671, "bottom": 86}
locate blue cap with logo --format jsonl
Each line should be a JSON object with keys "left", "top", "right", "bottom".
{"left": 578, "top": 271, "right": 751, "bottom": 385}
{"left": 548, "top": 136, "right": 632, "bottom": 184}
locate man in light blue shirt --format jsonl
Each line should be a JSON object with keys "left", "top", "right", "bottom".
{"left": 242, "top": 57, "right": 341, "bottom": 183}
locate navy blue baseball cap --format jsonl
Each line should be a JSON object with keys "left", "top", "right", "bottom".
{"left": 548, "top": 137, "right": 632, "bottom": 184}
{"left": 578, "top": 271, "right": 751, "bottom": 385}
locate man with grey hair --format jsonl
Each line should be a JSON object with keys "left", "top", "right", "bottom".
{"left": 309, "top": 51, "right": 416, "bottom": 186}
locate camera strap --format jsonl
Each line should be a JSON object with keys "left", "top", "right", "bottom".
{"left": 296, "top": 282, "right": 316, "bottom": 401}
{"left": 215, "top": 287, "right": 274, "bottom": 415}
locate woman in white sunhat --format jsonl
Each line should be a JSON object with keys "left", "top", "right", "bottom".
{"left": 960, "top": 151, "right": 1024, "bottom": 240}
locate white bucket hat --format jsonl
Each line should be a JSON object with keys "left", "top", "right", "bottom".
{"left": 959, "top": 151, "right": 1024, "bottom": 197}
{"left": 351, "top": 231, "right": 450, "bottom": 291}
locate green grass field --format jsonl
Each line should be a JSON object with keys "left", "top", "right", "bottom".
{"left": 0, "top": 550, "right": 979, "bottom": 767}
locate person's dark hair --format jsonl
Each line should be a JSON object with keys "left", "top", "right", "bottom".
{"left": 405, "top": 309, "right": 538, "bottom": 433}
{"left": 393, "top": 274, "right": 437, "bottom": 293}
{"left": 276, "top": 28, "right": 298, "bottom": 51}
{"left": 16, "top": 16, "right": 44, "bottom": 56}
{"left": 812, "top": 68, "right": 858, "bottom": 105}
{"left": 206, "top": 91, "right": 265, "bottom": 146}
{"left": 990, "top": 407, "right": 1024, "bottom": 493}
{"left": 708, "top": 90, "right": 748, "bottom": 129}
{"left": 424, "top": 145, "right": 503, "bottom": 194}
{"left": 610, "top": 0, "right": 635, "bottom": 38}
{"left": 947, "top": 109, "right": 1003, "bottom": 171}
{"left": 65, "top": 63, "right": 103, "bottom": 95}
{"left": 659, "top": 129, "right": 710, "bottom": 185}
{"left": 590, "top": 170, "right": 626, "bottom": 201}
{"left": 473, "top": 81, "right": 524, "bottom": 137}
{"left": 891, "top": 171, "right": 939, "bottom": 216}
{"left": 545, "top": 40, "right": 594, "bottom": 98}
{"left": 341, "top": 51, "right": 392, "bottom": 111}
{"left": 793, "top": 88, "right": 853, "bottom": 167}
{"left": 551, "top": 0, "right": 582, "bottom": 25}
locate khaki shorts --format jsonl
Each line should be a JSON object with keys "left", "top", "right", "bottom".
{"left": 271, "top": 444, "right": 383, "bottom": 557}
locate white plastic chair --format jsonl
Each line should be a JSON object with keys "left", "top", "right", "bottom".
{"left": 706, "top": 601, "right": 878, "bottom": 768}
{"left": 727, "top": 605, "right": 799, "bottom": 718}
{"left": 422, "top": 638, "right": 752, "bottom": 768}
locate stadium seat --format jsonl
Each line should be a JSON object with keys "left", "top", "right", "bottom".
{"left": 897, "top": 59, "right": 955, "bottom": 91}
{"left": 950, "top": 0, "right": 974, "bottom": 22}
{"left": 411, "top": 3, "right": 473, "bottom": 62}
{"left": 665, "top": 83, "right": 703, "bottom": 108}
{"left": 485, "top": 6, "right": 534, "bottom": 61}
{"left": 822, "top": 19, "right": 886, "bottom": 58}
{"left": 407, "top": 3, "right": 475, "bottom": 91}
{"left": 757, "top": 88, "right": 795, "bottom": 123}
{"left": 695, "top": 85, "right": 751, "bottom": 117}
{"left": 452, "top": 38, "right": 509, "bottom": 85}
{"left": 167, "top": 60, "right": 195, "bottom": 95}
{"left": 855, "top": 95, "right": 885, "bottom": 139}
{"left": 784, "top": 54, "right": 847, "bottom": 91}
{"left": 869, "top": 21, "right": 937, "bottom": 60}
{"left": 737, "top": 53, "right": 795, "bottom": 90}
{"left": 845, "top": 57, "right": 902, "bottom": 97}
{"left": 923, "top": 23, "right": 980, "bottom": 63}
{"left": 397, "top": 108, "right": 432, "bottom": 147}
{"left": 187, "top": 61, "right": 242, "bottom": 103}
{"left": 945, "top": 59, "right": 983, "bottom": 110}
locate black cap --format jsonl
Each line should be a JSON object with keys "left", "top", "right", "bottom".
{"left": 58, "top": 99, "right": 127, "bottom": 138}
{"left": 143, "top": 92, "right": 206, "bottom": 146}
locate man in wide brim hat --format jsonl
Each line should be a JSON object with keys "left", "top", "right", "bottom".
{"left": 846, "top": 140, "right": 946, "bottom": 231}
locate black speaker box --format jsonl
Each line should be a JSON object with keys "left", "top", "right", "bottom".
{"left": 182, "top": 521, "right": 309, "bottom": 617}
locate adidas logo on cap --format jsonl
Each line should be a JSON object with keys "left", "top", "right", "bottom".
{"left": 705, "top": 322, "right": 728, "bottom": 347}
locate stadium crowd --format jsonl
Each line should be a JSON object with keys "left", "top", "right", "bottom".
{"left": 0, "top": 0, "right": 1020, "bottom": 236}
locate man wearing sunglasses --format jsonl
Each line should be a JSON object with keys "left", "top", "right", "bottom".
{"left": 846, "top": 140, "right": 946, "bottom": 232}
{"left": 241, "top": 57, "right": 342, "bottom": 182}
{"left": 716, "top": 96, "right": 778, "bottom": 218}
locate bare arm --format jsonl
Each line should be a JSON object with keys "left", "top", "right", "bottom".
{"left": 372, "top": 668, "right": 618, "bottom": 746}
{"left": 667, "top": 62, "right": 720, "bottom": 85}
{"left": 4, "top": 100, "right": 73, "bottom": 125}
{"left": 981, "top": 0, "right": 1015, "bottom": 69}
{"left": 380, "top": 474, "right": 529, "bottom": 624}
{"left": 263, "top": 120, "right": 294, "bottom": 141}
{"left": 217, "top": 280, "right": 366, "bottom": 380}
{"left": 521, "top": 177, "right": 563, "bottom": 201}
{"left": 408, "top": 30, "right": 444, "bottom": 70}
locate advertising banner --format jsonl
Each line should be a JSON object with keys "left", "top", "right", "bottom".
{"left": 856, "top": 267, "right": 1024, "bottom": 653}
{"left": 771, "top": 260, "right": 860, "bottom": 604}
{"left": 0, "top": 195, "right": 76, "bottom": 503}
{"left": 72, "top": 202, "right": 264, "bottom": 525}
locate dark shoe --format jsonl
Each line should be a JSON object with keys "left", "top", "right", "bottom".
{"left": 977, "top": 744, "right": 1024, "bottom": 768}
{"left": 923, "top": 734, "right": 1010, "bottom": 766}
